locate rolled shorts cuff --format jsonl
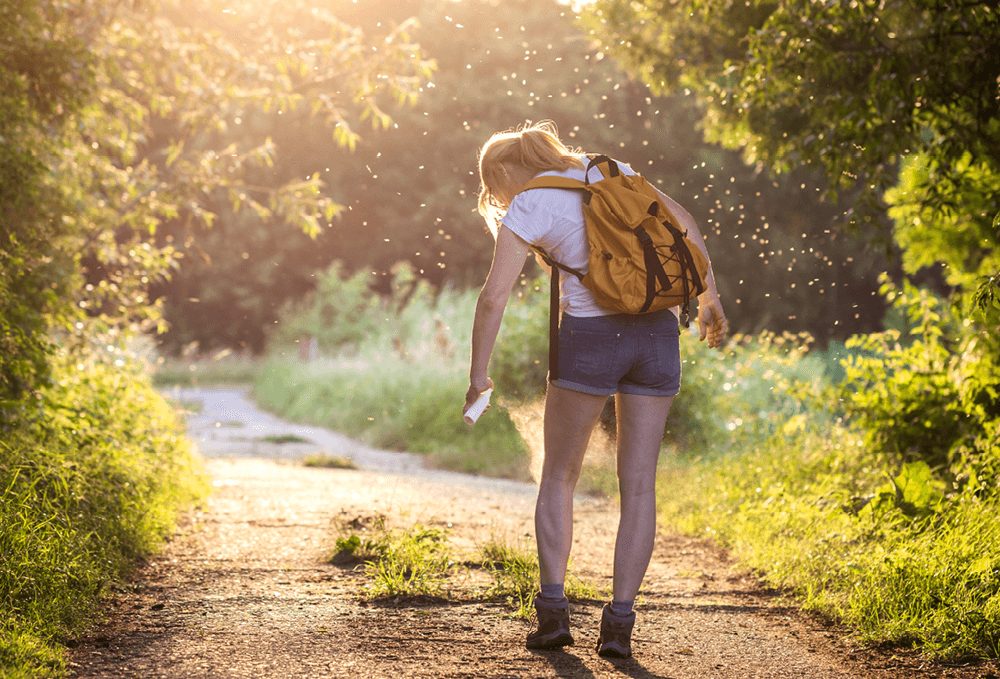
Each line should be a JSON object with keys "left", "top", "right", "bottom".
{"left": 548, "top": 376, "right": 615, "bottom": 397}
{"left": 548, "top": 377, "right": 679, "bottom": 398}
{"left": 619, "top": 384, "right": 680, "bottom": 397}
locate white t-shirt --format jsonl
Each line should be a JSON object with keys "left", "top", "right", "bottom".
{"left": 501, "top": 160, "right": 637, "bottom": 317}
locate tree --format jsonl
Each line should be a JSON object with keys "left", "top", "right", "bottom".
{"left": 582, "top": 0, "right": 1000, "bottom": 482}
{"left": 0, "top": 0, "right": 432, "bottom": 409}
{"left": 582, "top": 0, "right": 999, "bottom": 291}
{"left": 1, "top": 0, "right": 97, "bottom": 414}
{"left": 318, "top": 0, "right": 896, "bottom": 341}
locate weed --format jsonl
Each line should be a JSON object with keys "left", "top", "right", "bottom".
{"left": 476, "top": 533, "right": 600, "bottom": 618}
{"left": 330, "top": 518, "right": 599, "bottom": 615}
{"left": 477, "top": 534, "right": 539, "bottom": 615}
{"left": 328, "top": 514, "right": 390, "bottom": 564}
{"left": 329, "top": 515, "right": 456, "bottom": 598}
{"left": 362, "top": 524, "right": 456, "bottom": 599}
{"left": 259, "top": 434, "right": 310, "bottom": 444}
{"left": 303, "top": 453, "right": 358, "bottom": 470}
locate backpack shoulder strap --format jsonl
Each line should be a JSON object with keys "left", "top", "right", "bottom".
{"left": 519, "top": 175, "right": 587, "bottom": 193}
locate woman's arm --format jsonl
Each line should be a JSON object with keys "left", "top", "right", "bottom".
{"left": 466, "top": 225, "right": 532, "bottom": 412}
{"left": 654, "top": 188, "right": 728, "bottom": 348}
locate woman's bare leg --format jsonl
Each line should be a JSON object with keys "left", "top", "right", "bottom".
{"left": 535, "top": 383, "right": 608, "bottom": 585}
{"left": 612, "top": 392, "right": 674, "bottom": 601}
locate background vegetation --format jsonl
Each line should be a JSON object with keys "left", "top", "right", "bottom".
{"left": 150, "top": 0, "right": 896, "bottom": 356}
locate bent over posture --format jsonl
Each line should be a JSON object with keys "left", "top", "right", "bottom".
{"left": 464, "top": 121, "right": 727, "bottom": 659}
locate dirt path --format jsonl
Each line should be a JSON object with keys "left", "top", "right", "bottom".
{"left": 68, "top": 388, "right": 990, "bottom": 678}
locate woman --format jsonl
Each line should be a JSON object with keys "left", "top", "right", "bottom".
{"left": 464, "top": 121, "right": 727, "bottom": 659}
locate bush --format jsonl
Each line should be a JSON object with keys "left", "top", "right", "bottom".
{"left": 659, "top": 416, "right": 1000, "bottom": 660}
{"left": 839, "top": 277, "right": 1000, "bottom": 480}
{"left": 489, "top": 277, "right": 550, "bottom": 400}
{"left": 258, "top": 265, "right": 534, "bottom": 478}
{"left": 669, "top": 327, "right": 830, "bottom": 454}
{"left": 0, "top": 354, "right": 208, "bottom": 677}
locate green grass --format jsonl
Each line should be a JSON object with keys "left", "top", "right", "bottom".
{"left": 258, "top": 434, "right": 309, "bottom": 444}
{"left": 328, "top": 516, "right": 598, "bottom": 614}
{"left": 362, "top": 523, "right": 456, "bottom": 599}
{"left": 327, "top": 514, "right": 457, "bottom": 598}
{"left": 254, "top": 344, "right": 533, "bottom": 481}
{"left": 0, "top": 354, "right": 209, "bottom": 678}
{"left": 256, "top": 264, "right": 547, "bottom": 482}
{"left": 656, "top": 420, "right": 1000, "bottom": 660}
{"left": 303, "top": 453, "right": 358, "bottom": 469}
{"left": 476, "top": 533, "right": 600, "bottom": 618}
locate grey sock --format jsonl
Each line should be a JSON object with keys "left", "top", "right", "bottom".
{"left": 539, "top": 583, "right": 565, "bottom": 602}
{"left": 609, "top": 599, "right": 634, "bottom": 617}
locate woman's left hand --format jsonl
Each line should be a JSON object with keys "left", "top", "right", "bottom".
{"left": 697, "top": 292, "right": 728, "bottom": 349}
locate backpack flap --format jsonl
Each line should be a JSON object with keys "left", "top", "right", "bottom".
{"left": 585, "top": 173, "right": 709, "bottom": 316}
{"left": 515, "top": 161, "right": 709, "bottom": 318}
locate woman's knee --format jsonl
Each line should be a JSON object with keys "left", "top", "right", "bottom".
{"left": 616, "top": 473, "right": 657, "bottom": 499}
{"left": 541, "top": 463, "right": 583, "bottom": 488}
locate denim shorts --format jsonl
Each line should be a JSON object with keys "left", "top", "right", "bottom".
{"left": 551, "top": 308, "right": 681, "bottom": 397}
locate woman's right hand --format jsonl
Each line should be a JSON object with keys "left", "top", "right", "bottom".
{"left": 464, "top": 378, "right": 495, "bottom": 415}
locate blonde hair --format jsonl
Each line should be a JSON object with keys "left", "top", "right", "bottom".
{"left": 477, "top": 120, "right": 584, "bottom": 235}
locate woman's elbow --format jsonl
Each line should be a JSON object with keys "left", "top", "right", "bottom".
{"left": 477, "top": 289, "right": 508, "bottom": 316}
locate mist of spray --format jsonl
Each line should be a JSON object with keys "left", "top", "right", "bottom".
{"left": 504, "top": 397, "right": 617, "bottom": 485}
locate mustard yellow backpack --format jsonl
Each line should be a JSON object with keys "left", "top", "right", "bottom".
{"left": 518, "top": 154, "right": 708, "bottom": 316}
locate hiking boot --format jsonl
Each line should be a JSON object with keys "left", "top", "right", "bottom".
{"left": 596, "top": 603, "right": 635, "bottom": 658}
{"left": 525, "top": 595, "right": 574, "bottom": 650}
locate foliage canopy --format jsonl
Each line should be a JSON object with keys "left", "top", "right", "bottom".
{"left": 583, "top": 0, "right": 999, "bottom": 322}
{"left": 0, "top": 0, "right": 432, "bottom": 411}
{"left": 151, "top": 0, "right": 896, "bottom": 354}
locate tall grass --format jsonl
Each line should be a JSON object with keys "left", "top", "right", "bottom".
{"left": 256, "top": 352, "right": 532, "bottom": 478}
{"left": 256, "top": 263, "right": 543, "bottom": 479}
{"left": 656, "top": 315, "right": 1000, "bottom": 660}
{"left": 0, "top": 353, "right": 208, "bottom": 678}
{"left": 150, "top": 348, "right": 259, "bottom": 387}
{"left": 476, "top": 532, "right": 600, "bottom": 618}
{"left": 659, "top": 423, "right": 1000, "bottom": 659}
{"left": 253, "top": 262, "right": 823, "bottom": 484}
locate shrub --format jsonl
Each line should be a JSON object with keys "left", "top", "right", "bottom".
{"left": 0, "top": 354, "right": 208, "bottom": 677}
{"left": 657, "top": 279, "right": 1000, "bottom": 660}
{"left": 659, "top": 418, "right": 1000, "bottom": 660}
{"left": 669, "top": 328, "right": 831, "bottom": 454}
{"left": 839, "top": 277, "right": 1000, "bottom": 481}
{"left": 489, "top": 277, "right": 550, "bottom": 400}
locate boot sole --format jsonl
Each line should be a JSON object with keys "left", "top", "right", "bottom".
{"left": 526, "top": 632, "right": 574, "bottom": 650}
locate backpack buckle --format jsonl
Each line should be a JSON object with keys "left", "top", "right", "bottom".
{"left": 633, "top": 226, "right": 653, "bottom": 245}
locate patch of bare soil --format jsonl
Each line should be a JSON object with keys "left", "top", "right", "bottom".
{"left": 69, "top": 458, "right": 997, "bottom": 679}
